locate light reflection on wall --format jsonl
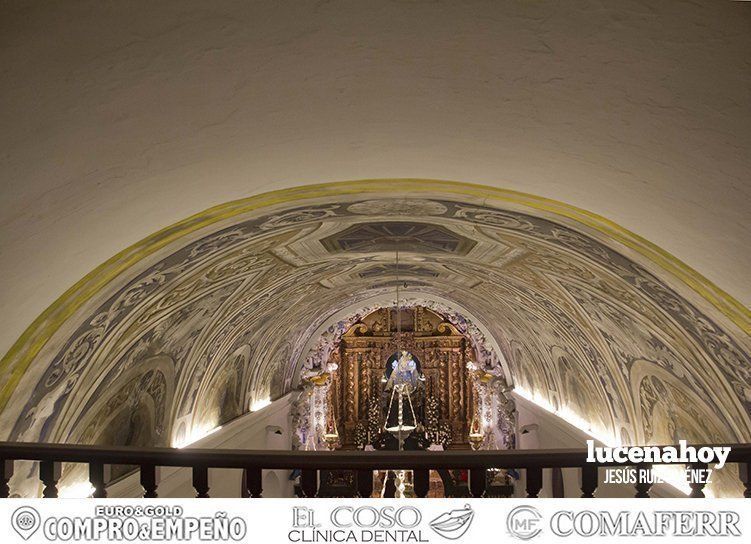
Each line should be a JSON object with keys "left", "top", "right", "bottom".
{"left": 173, "top": 424, "right": 222, "bottom": 449}
{"left": 250, "top": 397, "right": 271, "bottom": 412}
{"left": 57, "top": 481, "right": 95, "bottom": 498}
{"left": 513, "top": 385, "right": 702, "bottom": 497}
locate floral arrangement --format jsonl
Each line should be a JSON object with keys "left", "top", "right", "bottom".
{"left": 354, "top": 421, "right": 369, "bottom": 449}
{"left": 424, "top": 396, "right": 451, "bottom": 448}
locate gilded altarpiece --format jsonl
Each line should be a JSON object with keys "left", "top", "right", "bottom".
{"left": 328, "top": 307, "right": 477, "bottom": 448}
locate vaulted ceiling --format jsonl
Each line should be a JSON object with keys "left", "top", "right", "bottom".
{"left": 1, "top": 182, "right": 748, "bottom": 461}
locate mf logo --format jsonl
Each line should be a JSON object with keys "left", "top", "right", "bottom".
{"left": 506, "top": 505, "right": 543, "bottom": 540}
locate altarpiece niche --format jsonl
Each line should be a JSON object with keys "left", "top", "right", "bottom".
{"left": 292, "top": 306, "right": 517, "bottom": 497}
{"left": 329, "top": 307, "right": 476, "bottom": 449}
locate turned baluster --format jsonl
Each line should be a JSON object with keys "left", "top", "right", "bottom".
{"left": 140, "top": 464, "right": 159, "bottom": 498}
{"left": 192, "top": 466, "right": 210, "bottom": 498}
{"left": 526, "top": 467, "right": 543, "bottom": 498}
{"left": 580, "top": 465, "right": 598, "bottom": 498}
{"left": 301, "top": 469, "right": 318, "bottom": 498}
{"left": 89, "top": 463, "right": 110, "bottom": 498}
{"left": 245, "top": 467, "right": 262, "bottom": 498}
{"left": 688, "top": 462, "right": 707, "bottom": 498}
{"left": 634, "top": 463, "right": 652, "bottom": 498}
{"left": 413, "top": 469, "right": 429, "bottom": 498}
{"left": 1, "top": 459, "right": 13, "bottom": 498}
{"left": 469, "top": 468, "right": 486, "bottom": 498}
{"left": 40, "top": 461, "right": 61, "bottom": 498}
{"left": 739, "top": 462, "right": 751, "bottom": 498}
{"left": 357, "top": 469, "right": 374, "bottom": 498}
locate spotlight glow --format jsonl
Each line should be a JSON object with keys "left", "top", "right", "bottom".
{"left": 250, "top": 398, "right": 271, "bottom": 412}
{"left": 174, "top": 424, "right": 222, "bottom": 448}
{"left": 58, "top": 481, "right": 95, "bottom": 498}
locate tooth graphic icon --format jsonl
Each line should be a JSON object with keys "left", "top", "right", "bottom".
{"left": 429, "top": 504, "right": 474, "bottom": 540}
{"left": 11, "top": 506, "right": 41, "bottom": 540}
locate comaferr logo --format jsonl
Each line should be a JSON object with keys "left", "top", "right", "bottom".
{"left": 505, "top": 507, "right": 742, "bottom": 539}
{"left": 550, "top": 511, "right": 741, "bottom": 537}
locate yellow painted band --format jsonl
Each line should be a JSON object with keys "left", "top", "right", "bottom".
{"left": 1, "top": 179, "right": 748, "bottom": 414}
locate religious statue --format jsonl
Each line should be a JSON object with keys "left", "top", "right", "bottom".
{"left": 384, "top": 351, "right": 423, "bottom": 443}
{"left": 385, "top": 351, "right": 420, "bottom": 392}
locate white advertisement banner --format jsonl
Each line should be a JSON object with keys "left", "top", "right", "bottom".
{"left": 1, "top": 498, "right": 750, "bottom": 544}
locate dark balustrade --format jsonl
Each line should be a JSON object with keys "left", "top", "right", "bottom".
{"left": 469, "top": 468, "right": 486, "bottom": 498}
{"left": 1, "top": 459, "right": 13, "bottom": 497}
{"left": 357, "top": 469, "right": 374, "bottom": 498}
{"left": 525, "top": 466, "right": 543, "bottom": 498}
{"left": 39, "top": 461, "right": 61, "bottom": 498}
{"left": 739, "top": 463, "right": 751, "bottom": 498}
{"left": 580, "top": 465, "right": 598, "bottom": 498}
{"left": 688, "top": 462, "right": 708, "bottom": 498}
{"left": 192, "top": 465, "right": 210, "bottom": 498}
{"left": 634, "top": 463, "right": 652, "bottom": 498}
{"left": 89, "top": 463, "right": 109, "bottom": 498}
{"left": 413, "top": 469, "right": 429, "bottom": 498}
{"left": 0, "top": 441, "right": 749, "bottom": 499}
{"left": 301, "top": 469, "right": 318, "bottom": 498}
{"left": 140, "top": 464, "right": 159, "bottom": 498}
{"left": 245, "top": 467, "right": 263, "bottom": 498}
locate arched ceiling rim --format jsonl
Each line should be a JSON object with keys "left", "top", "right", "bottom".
{"left": 1, "top": 178, "right": 748, "bottom": 415}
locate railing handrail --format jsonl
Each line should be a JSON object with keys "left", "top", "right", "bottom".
{"left": 2, "top": 440, "right": 751, "bottom": 470}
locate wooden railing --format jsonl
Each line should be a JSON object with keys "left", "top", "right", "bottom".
{"left": 1, "top": 441, "right": 751, "bottom": 498}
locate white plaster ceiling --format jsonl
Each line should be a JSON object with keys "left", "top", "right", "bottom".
{"left": 1, "top": 0, "right": 749, "bottom": 366}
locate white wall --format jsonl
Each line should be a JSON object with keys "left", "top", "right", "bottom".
{"left": 107, "top": 394, "right": 295, "bottom": 498}
{"left": 1, "top": 0, "right": 749, "bottom": 361}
